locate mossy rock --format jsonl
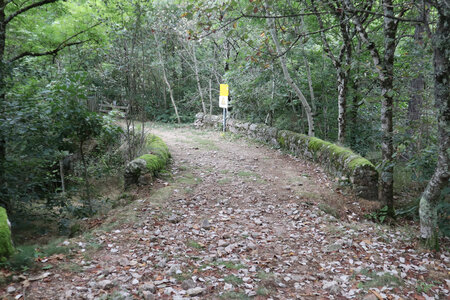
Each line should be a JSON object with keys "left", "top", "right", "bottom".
{"left": 140, "top": 135, "right": 171, "bottom": 174}
{"left": 0, "top": 207, "right": 14, "bottom": 261}
{"left": 124, "top": 135, "right": 171, "bottom": 187}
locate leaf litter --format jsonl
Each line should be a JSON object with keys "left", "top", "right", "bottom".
{"left": 2, "top": 126, "right": 448, "bottom": 299}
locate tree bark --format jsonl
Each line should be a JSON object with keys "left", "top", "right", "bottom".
{"left": 419, "top": 3, "right": 449, "bottom": 242}
{"left": 264, "top": 0, "right": 314, "bottom": 136}
{"left": 0, "top": 1, "right": 8, "bottom": 208}
{"left": 407, "top": 24, "right": 426, "bottom": 135}
{"left": 380, "top": 0, "right": 396, "bottom": 214}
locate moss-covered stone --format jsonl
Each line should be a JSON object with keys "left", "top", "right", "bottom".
{"left": 140, "top": 135, "right": 171, "bottom": 174}
{"left": 0, "top": 207, "right": 14, "bottom": 261}
{"left": 348, "top": 157, "right": 375, "bottom": 170}
{"left": 124, "top": 135, "right": 171, "bottom": 187}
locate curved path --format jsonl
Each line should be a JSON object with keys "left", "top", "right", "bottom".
{"left": 5, "top": 124, "right": 449, "bottom": 299}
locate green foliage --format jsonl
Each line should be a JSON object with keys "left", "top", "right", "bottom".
{"left": 364, "top": 206, "right": 390, "bottom": 223}
{"left": 1, "top": 240, "right": 69, "bottom": 271}
{"left": 0, "top": 207, "right": 14, "bottom": 260}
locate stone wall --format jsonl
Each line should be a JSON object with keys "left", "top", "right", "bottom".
{"left": 194, "top": 113, "right": 378, "bottom": 200}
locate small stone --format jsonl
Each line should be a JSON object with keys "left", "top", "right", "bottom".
{"left": 166, "top": 264, "right": 181, "bottom": 275}
{"left": 224, "top": 283, "right": 233, "bottom": 290}
{"left": 142, "top": 291, "right": 155, "bottom": 300}
{"left": 141, "top": 282, "right": 156, "bottom": 293}
{"left": 201, "top": 219, "right": 211, "bottom": 230}
{"left": 322, "top": 281, "right": 340, "bottom": 294}
{"left": 254, "top": 219, "right": 262, "bottom": 225}
{"left": 181, "top": 279, "right": 196, "bottom": 290}
{"left": 168, "top": 214, "right": 180, "bottom": 224}
{"left": 362, "top": 294, "right": 378, "bottom": 300}
{"left": 132, "top": 278, "right": 139, "bottom": 285}
{"left": 119, "top": 258, "right": 129, "bottom": 266}
{"left": 7, "top": 286, "right": 16, "bottom": 293}
{"left": 218, "top": 240, "right": 228, "bottom": 247}
{"left": 164, "top": 287, "right": 175, "bottom": 295}
{"left": 247, "top": 241, "right": 256, "bottom": 249}
{"left": 186, "top": 287, "right": 206, "bottom": 296}
{"left": 98, "top": 279, "right": 114, "bottom": 290}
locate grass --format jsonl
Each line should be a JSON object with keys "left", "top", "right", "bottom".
{"left": 215, "top": 260, "right": 246, "bottom": 270}
{"left": 319, "top": 203, "right": 341, "bottom": 219}
{"left": 1, "top": 237, "right": 71, "bottom": 271}
{"left": 357, "top": 269, "right": 403, "bottom": 289}
{"left": 297, "top": 191, "right": 321, "bottom": 200}
{"left": 224, "top": 274, "right": 243, "bottom": 285}
{"left": 218, "top": 178, "right": 232, "bottom": 185}
{"left": 219, "top": 291, "right": 250, "bottom": 300}
{"left": 59, "top": 262, "right": 83, "bottom": 273}
{"left": 256, "top": 286, "right": 270, "bottom": 296}
{"left": 236, "top": 171, "right": 260, "bottom": 178}
{"left": 191, "top": 136, "right": 219, "bottom": 150}
{"left": 187, "top": 240, "right": 204, "bottom": 249}
{"left": 177, "top": 173, "right": 201, "bottom": 185}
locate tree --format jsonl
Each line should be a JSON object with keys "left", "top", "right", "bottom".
{"left": 264, "top": 0, "right": 315, "bottom": 136}
{"left": 343, "top": 0, "right": 402, "bottom": 214}
{"left": 0, "top": 0, "right": 99, "bottom": 209}
{"left": 419, "top": 1, "right": 449, "bottom": 247}
{"left": 311, "top": 0, "right": 353, "bottom": 144}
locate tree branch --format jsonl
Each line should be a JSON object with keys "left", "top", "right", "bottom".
{"left": 9, "top": 22, "right": 100, "bottom": 62}
{"left": 240, "top": 10, "right": 332, "bottom": 19}
{"left": 4, "top": 0, "right": 59, "bottom": 25}
{"left": 9, "top": 40, "right": 89, "bottom": 62}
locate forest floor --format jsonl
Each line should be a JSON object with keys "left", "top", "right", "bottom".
{"left": 1, "top": 124, "right": 449, "bottom": 300}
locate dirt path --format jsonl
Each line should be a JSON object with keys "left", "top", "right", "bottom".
{"left": 3, "top": 124, "right": 449, "bottom": 299}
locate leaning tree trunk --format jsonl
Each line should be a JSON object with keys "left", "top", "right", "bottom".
{"left": 419, "top": 4, "right": 449, "bottom": 245}
{"left": 264, "top": 0, "right": 314, "bottom": 136}
{"left": 192, "top": 44, "right": 206, "bottom": 114}
{"left": 154, "top": 33, "right": 181, "bottom": 124}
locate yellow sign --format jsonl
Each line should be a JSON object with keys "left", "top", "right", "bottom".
{"left": 220, "top": 84, "right": 229, "bottom": 96}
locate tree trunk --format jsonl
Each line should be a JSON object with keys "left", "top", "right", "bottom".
{"left": 344, "top": 0, "right": 397, "bottom": 213}
{"left": 407, "top": 23, "right": 426, "bottom": 138}
{"left": 311, "top": 0, "right": 350, "bottom": 144}
{"left": 0, "top": 3, "right": 7, "bottom": 208}
{"left": 79, "top": 141, "right": 92, "bottom": 214}
{"left": 304, "top": 57, "right": 316, "bottom": 115}
{"left": 154, "top": 33, "right": 181, "bottom": 123}
{"left": 192, "top": 44, "right": 206, "bottom": 114}
{"left": 209, "top": 77, "right": 213, "bottom": 115}
{"left": 264, "top": 0, "right": 314, "bottom": 136}
{"left": 337, "top": 67, "right": 348, "bottom": 145}
{"left": 419, "top": 4, "right": 449, "bottom": 244}
{"left": 379, "top": 0, "right": 396, "bottom": 214}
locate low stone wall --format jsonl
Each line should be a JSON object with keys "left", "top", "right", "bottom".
{"left": 124, "top": 135, "right": 171, "bottom": 187}
{"left": 194, "top": 113, "right": 378, "bottom": 200}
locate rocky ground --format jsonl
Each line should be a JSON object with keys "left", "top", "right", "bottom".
{"left": 1, "top": 124, "right": 449, "bottom": 299}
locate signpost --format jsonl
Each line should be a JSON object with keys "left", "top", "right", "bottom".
{"left": 219, "top": 84, "right": 229, "bottom": 132}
